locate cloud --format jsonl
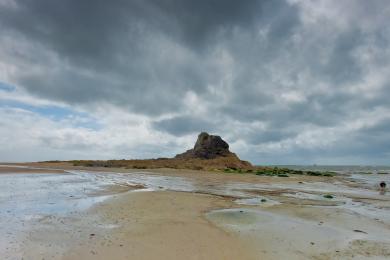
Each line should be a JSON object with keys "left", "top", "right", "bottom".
{"left": 0, "top": 0, "right": 390, "bottom": 164}
{"left": 0, "top": 101, "right": 194, "bottom": 162}
{"left": 153, "top": 116, "right": 216, "bottom": 137}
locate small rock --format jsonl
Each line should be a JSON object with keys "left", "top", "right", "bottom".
{"left": 353, "top": 229, "right": 367, "bottom": 234}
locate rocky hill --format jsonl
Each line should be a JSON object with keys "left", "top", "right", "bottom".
{"left": 176, "top": 132, "right": 233, "bottom": 159}
{"left": 70, "top": 132, "right": 252, "bottom": 170}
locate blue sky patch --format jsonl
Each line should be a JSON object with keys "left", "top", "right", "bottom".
{"left": 0, "top": 81, "right": 15, "bottom": 92}
{"left": 0, "top": 100, "right": 102, "bottom": 130}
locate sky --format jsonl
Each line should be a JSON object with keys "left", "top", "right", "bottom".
{"left": 0, "top": 0, "right": 390, "bottom": 165}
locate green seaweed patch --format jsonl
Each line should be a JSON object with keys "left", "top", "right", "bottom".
{"left": 322, "top": 172, "right": 335, "bottom": 177}
{"left": 289, "top": 170, "right": 304, "bottom": 175}
{"left": 223, "top": 168, "right": 237, "bottom": 173}
{"left": 255, "top": 167, "right": 302, "bottom": 177}
{"left": 306, "top": 171, "right": 336, "bottom": 177}
{"left": 254, "top": 167, "right": 335, "bottom": 177}
{"left": 306, "top": 171, "right": 322, "bottom": 176}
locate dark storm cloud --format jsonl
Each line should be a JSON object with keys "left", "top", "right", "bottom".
{"left": 0, "top": 0, "right": 262, "bottom": 114}
{"left": 153, "top": 116, "right": 216, "bottom": 137}
{"left": 0, "top": 0, "right": 304, "bottom": 115}
{"left": 1, "top": 0, "right": 390, "bottom": 164}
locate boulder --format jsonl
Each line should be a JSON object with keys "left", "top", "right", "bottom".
{"left": 175, "top": 132, "right": 238, "bottom": 160}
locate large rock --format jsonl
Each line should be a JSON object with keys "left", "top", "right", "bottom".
{"left": 175, "top": 132, "right": 236, "bottom": 159}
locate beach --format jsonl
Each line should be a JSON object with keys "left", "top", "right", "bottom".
{"left": 1, "top": 163, "right": 389, "bottom": 259}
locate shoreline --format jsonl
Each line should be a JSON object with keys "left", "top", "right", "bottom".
{"left": 1, "top": 163, "right": 389, "bottom": 259}
{"left": 0, "top": 165, "right": 66, "bottom": 174}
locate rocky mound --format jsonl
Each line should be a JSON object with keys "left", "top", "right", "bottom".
{"left": 70, "top": 132, "right": 253, "bottom": 171}
{"left": 175, "top": 132, "right": 250, "bottom": 166}
{"left": 175, "top": 132, "right": 232, "bottom": 159}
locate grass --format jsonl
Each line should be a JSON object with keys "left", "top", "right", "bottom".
{"left": 70, "top": 156, "right": 252, "bottom": 171}
{"left": 69, "top": 159, "right": 336, "bottom": 177}
{"left": 223, "top": 168, "right": 244, "bottom": 174}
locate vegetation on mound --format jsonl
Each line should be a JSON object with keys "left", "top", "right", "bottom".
{"left": 47, "top": 133, "right": 335, "bottom": 177}
{"left": 63, "top": 160, "right": 337, "bottom": 177}
{"left": 53, "top": 133, "right": 335, "bottom": 177}
{"left": 70, "top": 156, "right": 252, "bottom": 172}
{"left": 69, "top": 132, "right": 253, "bottom": 171}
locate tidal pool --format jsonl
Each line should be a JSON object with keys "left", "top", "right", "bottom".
{"left": 205, "top": 208, "right": 353, "bottom": 259}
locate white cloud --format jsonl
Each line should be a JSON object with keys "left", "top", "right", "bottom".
{"left": 0, "top": 0, "right": 390, "bottom": 164}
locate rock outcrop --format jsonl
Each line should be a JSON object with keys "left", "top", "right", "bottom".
{"left": 175, "top": 132, "right": 232, "bottom": 159}
{"left": 175, "top": 132, "right": 252, "bottom": 169}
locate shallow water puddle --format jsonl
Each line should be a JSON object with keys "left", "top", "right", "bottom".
{"left": 206, "top": 208, "right": 356, "bottom": 259}
{"left": 0, "top": 172, "right": 124, "bottom": 258}
{"left": 0, "top": 173, "right": 112, "bottom": 215}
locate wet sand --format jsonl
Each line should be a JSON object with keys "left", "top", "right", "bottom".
{"left": 1, "top": 163, "right": 389, "bottom": 259}
{"left": 0, "top": 165, "right": 65, "bottom": 174}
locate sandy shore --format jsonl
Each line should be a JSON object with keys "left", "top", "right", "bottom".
{"left": 12, "top": 191, "right": 256, "bottom": 259}
{"left": 0, "top": 165, "right": 65, "bottom": 174}
{"left": 1, "top": 163, "right": 389, "bottom": 259}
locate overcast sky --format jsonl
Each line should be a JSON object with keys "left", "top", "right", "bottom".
{"left": 1, "top": 0, "right": 390, "bottom": 165}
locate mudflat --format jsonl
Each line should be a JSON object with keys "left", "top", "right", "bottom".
{"left": 1, "top": 163, "right": 389, "bottom": 259}
{"left": 0, "top": 165, "right": 65, "bottom": 174}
